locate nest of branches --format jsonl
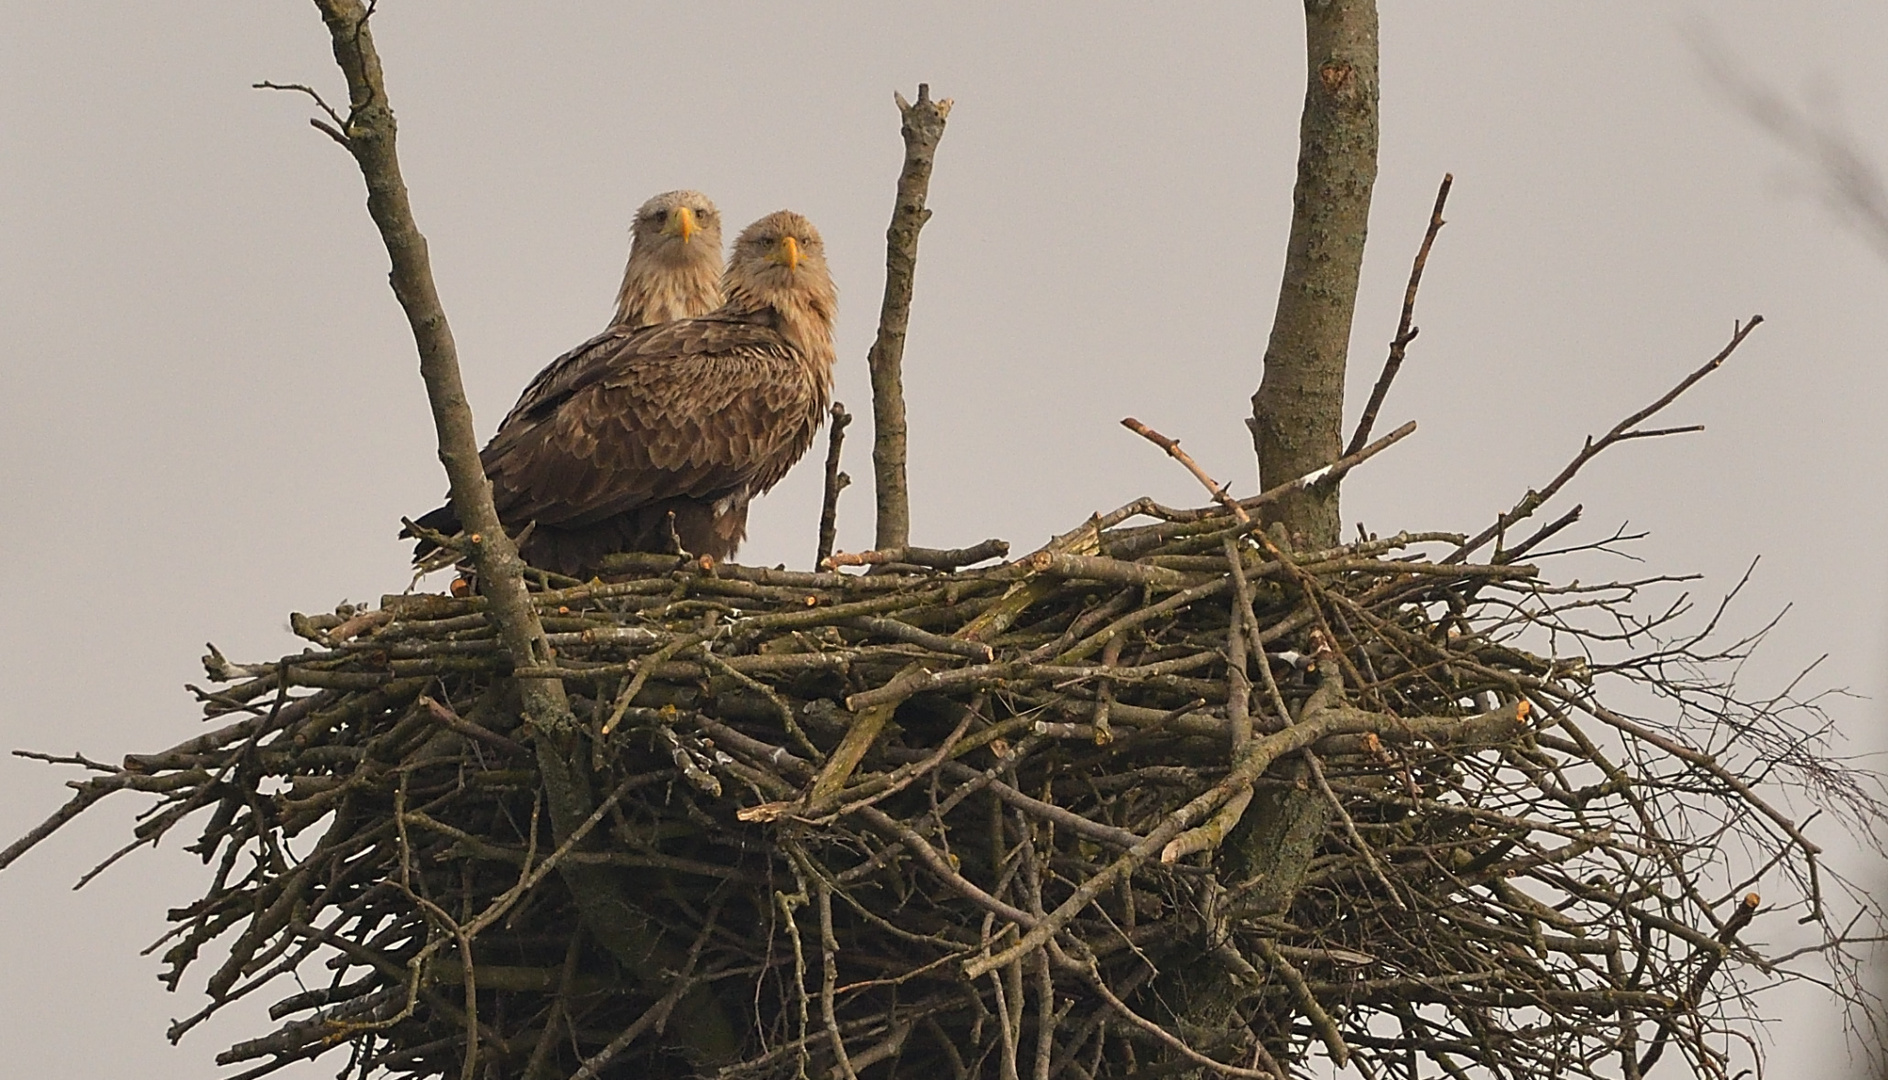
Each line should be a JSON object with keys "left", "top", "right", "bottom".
{"left": 8, "top": 428, "right": 1869, "bottom": 1080}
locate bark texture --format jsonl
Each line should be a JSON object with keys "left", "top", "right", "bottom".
{"left": 868, "top": 84, "right": 951, "bottom": 550}
{"left": 1250, "top": 0, "right": 1381, "bottom": 551}
{"left": 308, "top": 1, "right": 734, "bottom": 1062}
{"left": 1212, "top": 3, "right": 1380, "bottom": 1067}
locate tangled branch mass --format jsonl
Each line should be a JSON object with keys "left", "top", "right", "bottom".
{"left": 9, "top": 475, "right": 1857, "bottom": 1079}
{"left": 5, "top": 4, "right": 1875, "bottom": 1079}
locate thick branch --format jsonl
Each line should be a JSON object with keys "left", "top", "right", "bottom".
{"left": 868, "top": 83, "right": 951, "bottom": 550}
{"left": 1223, "top": 8, "right": 1380, "bottom": 1051}
{"left": 1249, "top": 0, "right": 1380, "bottom": 549}
{"left": 308, "top": 0, "right": 555, "bottom": 688}
{"left": 303, "top": 4, "right": 741, "bottom": 1059}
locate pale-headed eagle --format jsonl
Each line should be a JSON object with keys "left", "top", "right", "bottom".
{"left": 408, "top": 210, "right": 838, "bottom": 575}
{"left": 495, "top": 190, "right": 725, "bottom": 434}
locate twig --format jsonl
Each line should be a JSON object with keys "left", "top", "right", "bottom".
{"left": 1637, "top": 893, "right": 1760, "bottom": 1076}
{"left": 0, "top": 777, "right": 131, "bottom": 871}
{"left": 252, "top": 80, "right": 351, "bottom": 146}
{"left": 1050, "top": 942, "right": 1276, "bottom": 1078}
{"left": 816, "top": 402, "right": 853, "bottom": 570}
{"left": 566, "top": 909, "right": 720, "bottom": 1080}
{"left": 845, "top": 615, "right": 995, "bottom": 662}
{"left": 1120, "top": 418, "right": 1250, "bottom": 522}
{"left": 417, "top": 696, "right": 526, "bottom": 756}
{"left": 817, "top": 874, "right": 860, "bottom": 1080}
{"left": 1100, "top": 420, "right": 1416, "bottom": 530}
{"left": 1450, "top": 316, "right": 1763, "bottom": 563}
{"left": 1303, "top": 749, "right": 1402, "bottom": 909}
{"left": 1256, "top": 938, "right": 1349, "bottom": 1067}
{"left": 1497, "top": 504, "right": 1582, "bottom": 565}
{"left": 868, "top": 83, "right": 952, "bottom": 550}
{"left": 1347, "top": 173, "right": 1452, "bottom": 456}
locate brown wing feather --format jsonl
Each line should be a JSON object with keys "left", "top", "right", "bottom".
{"left": 491, "top": 326, "right": 633, "bottom": 432}
{"left": 480, "top": 314, "right": 826, "bottom": 533}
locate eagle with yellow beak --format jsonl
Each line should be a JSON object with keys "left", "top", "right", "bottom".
{"left": 408, "top": 210, "right": 837, "bottom": 575}
{"left": 493, "top": 190, "right": 724, "bottom": 432}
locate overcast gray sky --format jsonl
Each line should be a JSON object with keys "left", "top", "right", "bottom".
{"left": 4, "top": 3, "right": 1886, "bottom": 1077}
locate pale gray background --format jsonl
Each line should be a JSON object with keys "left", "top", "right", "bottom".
{"left": 3, "top": 3, "right": 1884, "bottom": 1076}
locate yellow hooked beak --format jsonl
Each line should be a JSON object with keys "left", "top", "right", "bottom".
{"left": 665, "top": 205, "right": 700, "bottom": 243}
{"left": 772, "top": 235, "right": 802, "bottom": 270}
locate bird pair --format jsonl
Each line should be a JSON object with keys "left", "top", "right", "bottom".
{"left": 406, "top": 192, "right": 839, "bottom": 577}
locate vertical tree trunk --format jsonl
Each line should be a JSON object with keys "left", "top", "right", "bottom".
{"left": 1165, "top": 3, "right": 1380, "bottom": 1070}
{"left": 1249, "top": 0, "right": 1380, "bottom": 551}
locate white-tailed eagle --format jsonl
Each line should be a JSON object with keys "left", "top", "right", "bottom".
{"left": 408, "top": 210, "right": 837, "bottom": 575}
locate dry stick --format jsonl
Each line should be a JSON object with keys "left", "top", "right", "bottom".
{"left": 1048, "top": 942, "right": 1275, "bottom": 1079}
{"left": 1088, "top": 419, "right": 1419, "bottom": 536}
{"left": 1346, "top": 172, "right": 1452, "bottom": 457}
{"left": 1497, "top": 503, "right": 1582, "bottom": 565}
{"left": 698, "top": 650, "right": 821, "bottom": 760}
{"left": 1223, "top": 537, "right": 1258, "bottom": 752}
{"left": 1091, "top": 636, "right": 1123, "bottom": 746}
{"left": 521, "top": 933, "right": 583, "bottom": 1080}
{"left": 390, "top": 782, "right": 481, "bottom": 1080}
{"left": 1018, "top": 824, "right": 1056, "bottom": 1080}
{"left": 816, "top": 875, "right": 861, "bottom": 1080}
{"left": 1118, "top": 414, "right": 1381, "bottom": 919}
{"left": 0, "top": 776, "right": 132, "bottom": 871}
{"left": 322, "top": 778, "right": 615, "bottom": 1048}
{"left": 815, "top": 402, "right": 853, "bottom": 569}
{"left": 776, "top": 856, "right": 815, "bottom": 1079}
{"left": 825, "top": 538, "right": 1011, "bottom": 571}
{"left": 566, "top": 909, "right": 721, "bottom": 1080}
{"left": 965, "top": 700, "right": 1486, "bottom": 980}
{"left": 1254, "top": 938, "right": 1348, "bottom": 1067}
{"left": 868, "top": 83, "right": 952, "bottom": 550}
{"left": 1302, "top": 749, "right": 1403, "bottom": 909}
{"left": 1448, "top": 316, "right": 1764, "bottom": 564}
{"left": 417, "top": 696, "right": 526, "bottom": 756}
{"left": 1120, "top": 418, "right": 1252, "bottom": 524}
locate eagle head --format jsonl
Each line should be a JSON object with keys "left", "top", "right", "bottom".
{"left": 725, "top": 211, "right": 837, "bottom": 357}
{"left": 616, "top": 190, "right": 724, "bottom": 327}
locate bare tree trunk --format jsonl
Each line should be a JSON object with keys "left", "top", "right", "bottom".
{"left": 1163, "top": 3, "right": 1380, "bottom": 1068}
{"left": 307, "top": 1, "right": 735, "bottom": 1061}
{"left": 1233, "top": 0, "right": 1380, "bottom": 912}
{"left": 867, "top": 84, "right": 951, "bottom": 551}
{"left": 1249, "top": 0, "right": 1380, "bottom": 551}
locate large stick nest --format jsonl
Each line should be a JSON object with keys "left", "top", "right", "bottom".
{"left": 11, "top": 494, "right": 1871, "bottom": 1080}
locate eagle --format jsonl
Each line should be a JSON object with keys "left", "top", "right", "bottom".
{"left": 408, "top": 210, "right": 838, "bottom": 576}
{"left": 495, "top": 190, "right": 724, "bottom": 434}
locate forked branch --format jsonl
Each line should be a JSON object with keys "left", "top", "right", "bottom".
{"left": 1450, "top": 316, "right": 1764, "bottom": 563}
